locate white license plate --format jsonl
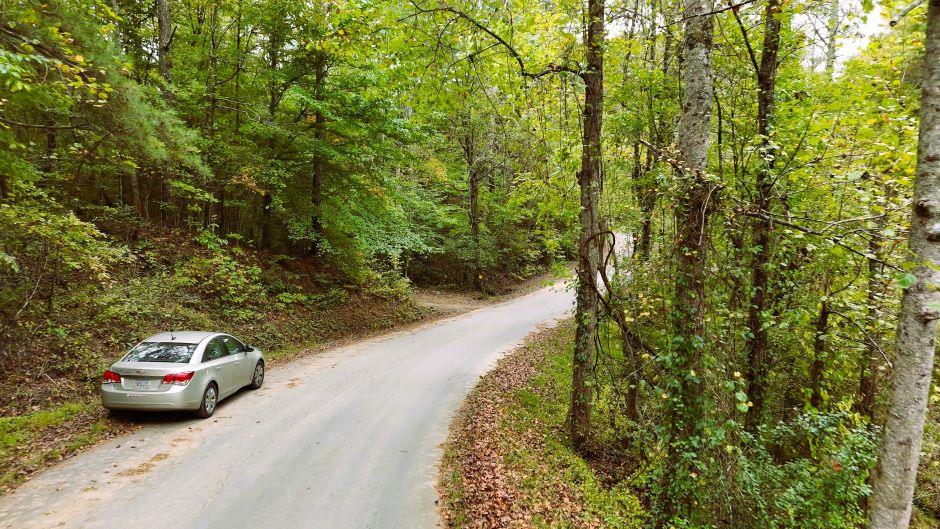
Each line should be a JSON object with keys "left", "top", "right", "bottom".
{"left": 134, "top": 380, "right": 150, "bottom": 388}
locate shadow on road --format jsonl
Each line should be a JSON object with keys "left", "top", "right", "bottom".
{"left": 105, "top": 387, "right": 254, "bottom": 426}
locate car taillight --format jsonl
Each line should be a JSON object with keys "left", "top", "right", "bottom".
{"left": 103, "top": 370, "right": 121, "bottom": 384}
{"left": 162, "top": 371, "right": 195, "bottom": 386}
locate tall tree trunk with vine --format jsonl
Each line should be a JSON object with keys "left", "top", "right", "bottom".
{"left": 569, "top": 0, "right": 604, "bottom": 452}
{"left": 659, "top": 0, "right": 714, "bottom": 517}
{"left": 868, "top": 1, "right": 940, "bottom": 526}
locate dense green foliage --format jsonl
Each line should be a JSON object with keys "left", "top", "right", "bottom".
{"left": 0, "top": 0, "right": 579, "bottom": 377}
{"left": 584, "top": 2, "right": 936, "bottom": 528}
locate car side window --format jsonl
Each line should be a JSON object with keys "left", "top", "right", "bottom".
{"left": 203, "top": 338, "right": 226, "bottom": 362}
{"left": 221, "top": 335, "right": 244, "bottom": 354}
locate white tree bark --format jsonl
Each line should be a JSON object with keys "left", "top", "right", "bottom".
{"left": 868, "top": 1, "right": 940, "bottom": 527}
{"left": 676, "top": 0, "right": 713, "bottom": 173}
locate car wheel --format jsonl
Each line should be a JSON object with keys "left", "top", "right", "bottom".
{"left": 196, "top": 382, "right": 218, "bottom": 419}
{"left": 249, "top": 361, "right": 264, "bottom": 390}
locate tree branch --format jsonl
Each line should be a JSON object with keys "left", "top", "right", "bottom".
{"left": 743, "top": 210, "right": 901, "bottom": 270}
{"left": 890, "top": 0, "right": 926, "bottom": 26}
{"left": 727, "top": 0, "right": 761, "bottom": 76}
{"left": 406, "top": 1, "right": 584, "bottom": 80}
{"left": 829, "top": 309, "right": 892, "bottom": 369}
{"left": 0, "top": 117, "right": 92, "bottom": 131}
{"left": 669, "top": 0, "right": 760, "bottom": 27}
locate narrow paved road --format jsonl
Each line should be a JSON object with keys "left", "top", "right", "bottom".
{"left": 0, "top": 282, "right": 572, "bottom": 529}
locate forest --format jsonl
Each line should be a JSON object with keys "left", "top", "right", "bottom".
{"left": 0, "top": 0, "right": 937, "bottom": 527}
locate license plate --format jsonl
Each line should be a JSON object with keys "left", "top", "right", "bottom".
{"left": 134, "top": 380, "right": 150, "bottom": 388}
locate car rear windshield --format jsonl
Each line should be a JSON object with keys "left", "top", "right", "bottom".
{"left": 123, "top": 342, "right": 197, "bottom": 363}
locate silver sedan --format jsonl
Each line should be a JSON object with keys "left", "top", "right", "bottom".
{"left": 100, "top": 331, "right": 265, "bottom": 418}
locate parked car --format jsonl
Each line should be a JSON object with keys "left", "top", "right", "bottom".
{"left": 100, "top": 331, "right": 265, "bottom": 418}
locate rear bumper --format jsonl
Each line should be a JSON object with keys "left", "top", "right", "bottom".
{"left": 100, "top": 382, "right": 203, "bottom": 411}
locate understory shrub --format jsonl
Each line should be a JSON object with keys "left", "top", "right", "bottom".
{"left": 735, "top": 410, "right": 879, "bottom": 529}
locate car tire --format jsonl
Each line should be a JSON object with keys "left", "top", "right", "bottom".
{"left": 195, "top": 382, "right": 218, "bottom": 419}
{"left": 248, "top": 361, "right": 264, "bottom": 390}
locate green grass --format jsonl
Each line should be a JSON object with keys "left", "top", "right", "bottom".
{"left": 440, "top": 458, "right": 470, "bottom": 527}
{"left": 0, "top": 400, "right": 117, "bottom": 489}
{"left": 501, "top": 325, "right": 645, "bottom": 528}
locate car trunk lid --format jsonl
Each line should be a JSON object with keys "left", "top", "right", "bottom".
{"left": 111, "top": 362, "right": 187, "bottom": 392}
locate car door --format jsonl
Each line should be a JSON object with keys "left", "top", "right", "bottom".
{"left": 202, "top": 337, "right": 238, "bottom": 397}
{"left": 220, "top": 335, "right": 250, "bottom": 388}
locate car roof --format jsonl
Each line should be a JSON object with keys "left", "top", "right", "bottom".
{"left": 142, "top": 331, "right": 221, "bottom": 344}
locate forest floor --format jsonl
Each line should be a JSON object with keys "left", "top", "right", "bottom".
{"left": 438, "top": 320, "right": 646, "bottom": 529}
{"left": 0, "top": 270, "right": 561, "bottom": 493}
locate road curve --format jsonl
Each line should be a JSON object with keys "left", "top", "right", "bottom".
{"left": 0, "top": 281, "right": 572, "bottom": 529}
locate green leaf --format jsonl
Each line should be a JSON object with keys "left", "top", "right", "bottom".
{"left": 896, "top": 272, "right": 917, "bottom": 289}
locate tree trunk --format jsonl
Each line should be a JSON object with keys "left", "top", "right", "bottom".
{"left": 157, "top": 0, "right": 173, "bottom": 89}
{"left": 203, "top": 2, "right": 219, "bottom": 138}
{"left": 469, "top": 167, "right": 482, "bottom": 289}
{"left": 217, "top": 187, "right": 226, "bottom": 232}
{"left": 809, "top": 279, "right": 831, "bottom": 409}
{"left": 156, "top": 0, "right": 174, "bottom": 226}
{"left": 857, "top": 208, "right": 887, "bottom": 419}
{"left": 460, "top": 116, "right": 484, "bottom": 291}
{"left": 310, "top": 53, "right": 327, "bottom": 256}
{"left": 127, "top": 171, "right": 144, "bottom": 218}
{"left": 259, "top": 32, "right": 282, "bottom": 250}
{"left": 824, "top": 0, "right": 839, "bottom": 75}
{"left": 743, "top": 0, "right": 783, "bottom": 432}
{"left": 42, "top": 120, "right": 56, "bottom": 174}
{"left": 661, "top": 0, "right": 714, "bottom": 516}
{"left": 634, "top": 142, "right": 655, "bottom": 260}
{"left": 233, "top": 0, "right": 242, "bottom": 136}
{"left": 568, "top": 0, "right": 604, "bottom": 452}
{"left": 635, "top": 11, "right": 660, "bottom": 261}
{"left": 621, "top": 323, "right": 643, "bottom": 423}
{"left": 259, "top": 192, "right": 272, "bottom": 250}
{"left": 868, "top": 1, "right": 940, "bottom": 527}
